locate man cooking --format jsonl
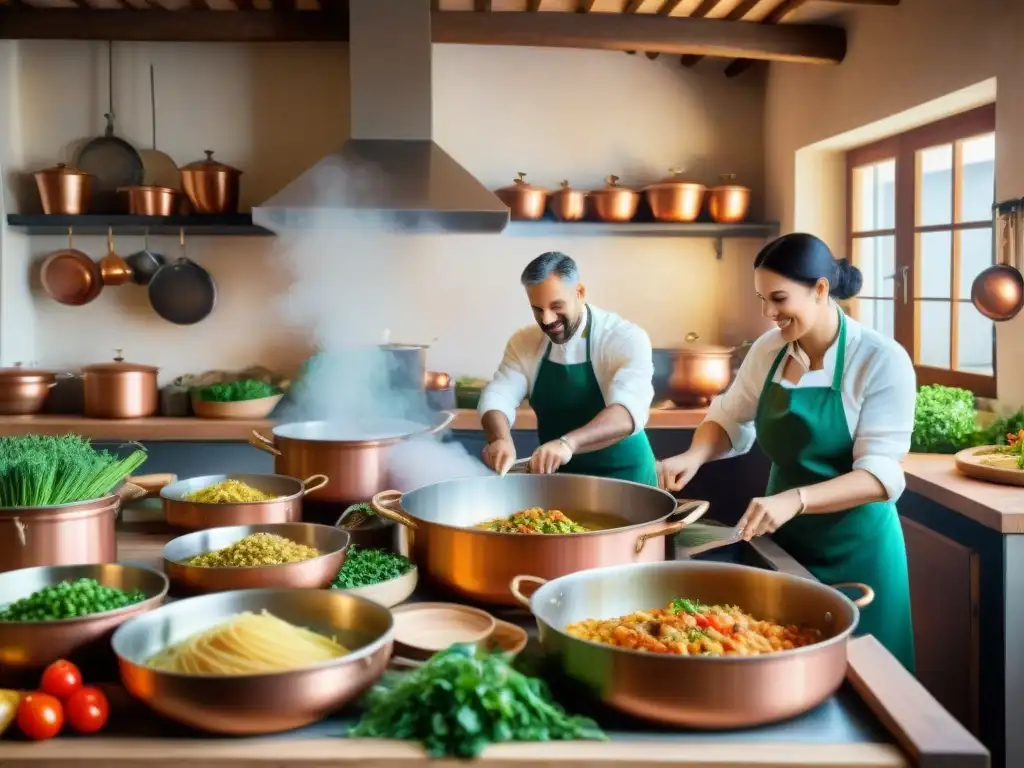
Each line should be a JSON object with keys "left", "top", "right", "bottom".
{"left": 478, "top": 251, "right": 657, "bottom": 485}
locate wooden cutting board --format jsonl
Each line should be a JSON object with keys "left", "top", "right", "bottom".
{"left": 954, "top": 445, "right": 1024, "bottom": 487}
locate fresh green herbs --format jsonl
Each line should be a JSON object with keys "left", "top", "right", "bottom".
{"left": 911, "top": 385, "right": 978, "bottom": 454}
{"left": 669, "top": 597, "right": 706, "bottom": 615}
{"left": 350, "top": 644, "right": 606, "bottom": 758}
{"left": 0, "top": 578, "right": 147, "bottom": 621}
{"left": 0, "top": 435, "right": 147, "bottom": 507}
{"left": 331, "top": 545, "right": 413, "bottom": 589}
{"left": 194, "top": 379, "right": 281, "bottom": 403}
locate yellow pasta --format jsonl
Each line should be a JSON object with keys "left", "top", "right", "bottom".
{"left": 146, "top": 610, "right": 348, "bottom": 675}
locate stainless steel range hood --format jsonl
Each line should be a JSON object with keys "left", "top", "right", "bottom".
{"left": 252, "top": 0, "right": 510, "bottom": 234}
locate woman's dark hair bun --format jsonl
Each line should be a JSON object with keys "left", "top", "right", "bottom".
{"left": 753, "top": 232, "right": 863, "bottom": 300}
{"left": 832, "top": 258, "right": 863, "bottom": 301}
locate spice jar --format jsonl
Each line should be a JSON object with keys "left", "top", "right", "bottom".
{"left": 81, "top": 350, "right": 159, "bottom": 419}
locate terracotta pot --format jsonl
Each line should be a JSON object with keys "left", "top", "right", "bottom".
{"left": 179, "top": 150, "right": 242, "bottom": 214}
{"left": 707, "top": 174, "right": 751, "bottom": 224}
{"left": 0, "top": 365, "right": 58, "bottom": 415}
{"left": 589, "top": 175, "right": 639, "bottom": 223}
{"left": 34, "top": 163, "right": 93, "bottom": 215}
{"left": 81, "top": 350, "right": 159, "bottom": 419}
{"left": 644, "top": 169, "right": 706, "bottom": 223}
{"left": 548, "top": 180, "right": 587, "bottom": 222}
{"left": 494, "top": 173, "right": 548, "bottom": 221}
{"left": 653, "top": 333, "right": 749, "bottom": 407}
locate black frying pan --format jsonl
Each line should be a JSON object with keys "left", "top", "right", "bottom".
{"left": 148, "top": 230, "right": 217, "bottom": 325}
{"left": 75, "top": 41, "right": 143, "bottom": 214}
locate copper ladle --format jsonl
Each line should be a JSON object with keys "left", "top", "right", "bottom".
{"left": 972, "top": 199, "right": 1024, "bottom": 321}
{"left": 99, "top": 227, "right": 133, "bottom": 286}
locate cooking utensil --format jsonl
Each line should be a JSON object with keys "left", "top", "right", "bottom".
{"left": 494, "top": 172, "right": 548, "bottom": 221}
{"left": 74, "top": 41, "right": 143, "bottom": 214}
{"left": 123, "top": 231, "right": 166, "bottom": 286}
{"left": 81, "top": 349, "right": 159, "bottom": 419}
{"left": 160, "top": 472, "right": 328, "bottom": 530}
{"left": 120, "top": 185, "right": 178, "bottom": 216}
{"left": 674, "top": 521, "right": 743, "bottom": 557}
{"left": 148, "top": 230, "right": 217, "bottom": 325}
{"left": 162, "top": 522, "right": 350, "bottom": 594}
{"left": 248, "top": 411, "right": 456, "bottom": 505}
{"left": 338, "top": 566, "right": 419, "bottom": 608}
{"left": 652, "top": 334, "right": 748, "bottom": 407}
{"left": 0, "top": 496, "right": 119, "bottom": 573}
{"left": 954, "top": 445, "right": 1024, "bottom": 486}
{"left": 589, "top": 175, "right": 639, "bottom": 223}
{"left": 548, "top": 180, "right": 587, "bottom": 222}
{"left": 380, "top": 343, "right": 428, "bottom": 390}
{"left": 510, "top": 560, "right": 873, "bottom": 728}
{"left": 707, "top": 174, "right": 751, "bottom": 224}
{"left": 140, "top": 64, "right": 180, "bottom": 190}
{"left": 179, "top": 150, "right": 242, "bottom": 214}
{"left": 0, "top": 364, "right": 58, "bottom": 415}
{"left": 390, "top": 602, "right": 496, "bottom": 659}
{"left": 191, "top": 392, "right": 283, "bottom": 419}
{"left": 98, "top": 227, "right": 133, "bottom": 286}
{"left": 112, "top": 587, "right": 393, "bottom": 734}
{"left": 33, "top": 162, "right": 93, "bottom": 215}
{"left": 390, "top": 618, "right": 528, "bottom": 669}
{"left": 972, "top": 198, "right": 1024, "bottom": 321}
{"left": 643, "top": 168, "right": 706, "bottom": 224}
{"left": 368, "top": 475, "right": 710, "bottom": 606}
{"left": 0, "top": 563, "right": 168, "bottom": 682}
{"left": 40, "top": 229, "right": 103, "bottom": 306}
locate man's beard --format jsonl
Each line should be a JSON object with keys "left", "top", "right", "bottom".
{"left": 542, "top": 311, "right": 583, "bottom": 344}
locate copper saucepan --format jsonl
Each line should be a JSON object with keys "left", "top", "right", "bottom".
{"left": 39, "top": 229, "right": 103, "bottom": 306}
{"left": 0, "top": 364, "right": 59, "bottom": 415}
{"left": 653, "top": 333, "right": 751, "bottom": 407}
{"left": 369, "top": 473, "right": 709, "bottom": 606}
{"left": 510, "top": 560, "right": 873, "bottom": 728}
{"left": 589, "top": 175, "right": 639, "bottom": 223}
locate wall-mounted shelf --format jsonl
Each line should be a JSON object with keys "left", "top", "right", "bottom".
{"left": 5, "top": 214, "right": 273, "bottom": 237}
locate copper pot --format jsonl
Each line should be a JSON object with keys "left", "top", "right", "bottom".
{"left": 511, "top": 560, "right": 873, "bottom": 728}
{"left": 98, "top": 229, "right": 133, "bottom": 287}
{"left": 548, "top": 180, "right": 587, "bottom": 222}
{"left": 247, "top": 411, "right": 456, "bottom": 505}
{"left": 494, "top": 172, "right": 548, "bottom": 221}
{"left": 0, "top": 365, "right": 58, "bottom": 415}
{"left": 653, "top": 334, "right": 748, "bottom": 407}
{"left": 589, "top": 175, "right": 640, "bottom": 223}
{"left": 369, "top": 474, "right": 709, "bottom": 606}
{"left": 81, "top": 350, "right": 159, "bottom": 419}
{"left": 707, "top": 174, "right": 751, "bottom": 224}
{"left": 643, "top": 169, "right": 706, "bottom": 223}
{"left": 160, "top": 473, "right": 329, "bottom": 530}
{"left": 0, "top": 496, "right": 118, "bottom": 574}
{"left": 34, "top": 162, "right": 93, "bottom": 215}
{"left": 179, "top": 150, "right": 242, "bottom": 214}
{"left": 120, "top": 185, "right": 178, "bottom": 216}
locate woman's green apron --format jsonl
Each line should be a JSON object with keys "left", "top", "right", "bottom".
{"left": 529, "top": 306, "right": 658, "bottom": 487}
{"left": 754, "top": 310, "right": 916, "bottom": 671}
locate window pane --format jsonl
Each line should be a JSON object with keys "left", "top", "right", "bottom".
{"left": 958, "top": 227, "right": 994, "bottom": 301}
{"left": 853, "top": 236, "right": 895, "bottom": 298}
{"left": 918, "top": 144, "right": 953, "bottom": 226}
{"left": 958, "top": 133, "right": 995, "bottom": 223}
{"left": 852, "top": 160, "right": 895, "bottom": 232}
{"left": 857, "top": 299, "right": 895, "bottom": 339}
{"left": 918, "top": 230, "right": 952, "bottom": 298}
{"left": 917, "top": 301, "right": 952, "bottom": 368}
{"left": 956, "top": 301, "right": 994, "bottom": 376}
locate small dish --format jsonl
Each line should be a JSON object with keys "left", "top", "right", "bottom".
{"left": 339, "top": 567, "right": 418, "bottom": 608}
{"left": 389, "top": 618, "right": 529, "bottom": 669}
{"left": 391, "top": 602, "right": 496, "bottom": 660}
{"left": 191, "top": 393, "right": 282, "bottom": 420}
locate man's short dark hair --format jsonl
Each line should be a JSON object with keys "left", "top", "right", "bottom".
{"left": 520, "top": 252, "right": 579, "bottom": 287}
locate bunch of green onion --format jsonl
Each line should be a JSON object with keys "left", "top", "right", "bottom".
{"left": 0, "top": 434, "right": 147, "bottom": 508}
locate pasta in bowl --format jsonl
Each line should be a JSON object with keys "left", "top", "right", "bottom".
{"left": 111, "top": 588, "right": 393, "bottom": 734}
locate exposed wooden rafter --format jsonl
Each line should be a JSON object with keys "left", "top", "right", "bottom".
{"left": 723, "top": 0, "right": 808, "bottom": 77}
{"left": 680, "top": 0, "right": 758, "bottom": 68}
{"left": 527, "top": 0, "right": 543, "bottom": 10}
{"left": 474, "top": 0, "right": 492, "bottom": 11}
{"left": 578, "top": 0, "right": 597, "bottom": 10}
{"left": 646, "top": 0, "right": 708, "bottom": 59}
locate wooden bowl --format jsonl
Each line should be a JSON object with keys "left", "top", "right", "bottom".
{"left": 191, "top": 393, "right": 282, "bottom": 419}
{"left": 338, "top": 567, "right": 418, "bottom": 608}
{"left": 390, "top": 618, "right": 529, "bottom": 669}
{"left": 390, "top": 602, "right": 496, "bottom": 660}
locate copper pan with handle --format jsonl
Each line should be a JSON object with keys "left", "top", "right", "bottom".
{"left": 370, "top": 473, "right": 709, "bottom": 606}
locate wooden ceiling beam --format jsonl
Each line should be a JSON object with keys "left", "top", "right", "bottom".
{"left": 723, "top": 0, "right": 808, "bottom": 78}
{"left": 646, "top": 0, "right": 707, "bottom": 59}
{"left": 826, "top": 0, "right": 899, "bottom": 4}
{"left": 680, "top": 0, "right": 757, "bottom": 67}
{"left": 474, "top": 0, "right": 492, "bottom": 10}
{"left": 527, "top": 0, "right": 543, "bottom": 10}
{"left": 578, "top": 0, "right": 597, "bottom": 9}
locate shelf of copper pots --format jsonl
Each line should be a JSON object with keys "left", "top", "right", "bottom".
{"left": 5, "top": 213, "right": 271, "bottom": 236}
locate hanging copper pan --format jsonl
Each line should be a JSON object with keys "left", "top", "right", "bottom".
{"left": 40, "top": 229, "right": 103, "bottom": 306}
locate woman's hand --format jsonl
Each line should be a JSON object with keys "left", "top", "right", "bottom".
{"left": 657, "top": 452, "right": 702, "bottom": 492}
{"left": 737, "top": 490, "right": 802, "bottom": 540}
{"left": 482, "top": 438, "right": 516, "bottom": 475}
{"left": 530, "top": 439, "right": 574, "bottom": 475}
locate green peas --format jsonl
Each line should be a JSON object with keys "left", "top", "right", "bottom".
{"left": 0, "top": 578, "right": 147, "bottom": 622}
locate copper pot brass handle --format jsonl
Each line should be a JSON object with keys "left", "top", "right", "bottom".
{"left": 830, "top": 581, "right": 875, "bottom": 609}
{"left": 634, "top": 499, "right": 711, "bottom": 554}
{"left": 369, "top": 490, "right": 419, "bottom": 530}
{"left": 248, "top": 430, "right": 282, "bottom": 457}
{"left": 301, "top": 474, "right": 329, "bottom": 496}
{"left": 510, "top": 574, "right": 548, "bottom": 610}
{"left": 125, "top": 473, "right": 177, "bottom": 497}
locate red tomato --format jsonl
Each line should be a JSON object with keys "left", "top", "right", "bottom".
{"left": 40, "top": 660, "right": 83, "bottom": 700}
{"left": 65, "top": 687, "right": 108, "bottom": 734}
{"left": 694, "top": 614, "right": 710, "bottom": 629}
{"left": 707, "top": 615, "right": 731, "bottom": 634}
{"left": 16, "top": 693, "right": 64, "bottom": 740}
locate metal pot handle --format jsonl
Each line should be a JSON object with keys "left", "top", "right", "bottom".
{"left": 830, "top": 581, "right": 875, "bottom": 609}
{"left": 427, "top": 411, "right": 456, "bottom": 435}
{"left": 634, "top": 499, "right": 710, "bottom": 554}
{"left": 123, "top": 473, "right": 176, "bottom": 498}
{"left": 510, "top": 574, "right": 547, "bottom": 609}
{"left": 248, "top": 430, "right": 281, "bottom": 457}
{"left": 370, "top": 490, "right": 419, "bottom": 530}
{"left": 301, "top": 474, "right": 329, "bottom": 496}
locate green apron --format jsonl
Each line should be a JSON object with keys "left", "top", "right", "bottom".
{"left": 754, "top": 310, "right": 916, "bottom": 672}
{"left": 529, "top": 306, "right": 658, "bottom": 486}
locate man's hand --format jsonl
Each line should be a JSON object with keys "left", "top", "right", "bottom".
{"left": 482, "top": 438, "right": 517, "bottom": 475}
{"left": 530, "top": 439, "right": 574, "bottom": 475}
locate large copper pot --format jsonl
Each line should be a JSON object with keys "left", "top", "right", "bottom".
{"left": 34, "top": 162, "right": 93, "bottom": 215}
{"left": 0, "top": 365, "right": 58, "bottom": 415}
{"left": 120, "top": 185, "right": 178, "bottom": 216}
{"left": 179, "top": 150, "right": 242, "bottom": 214}
{"left": 643, "top": 169, "right": 706, "bottom": 223}
{"left": 589, "top": 175, "right": 639, "bottom": 223}
{"left": 510, "top": 560, "right": 873, "bottom": 728}
{"left": 369, "top": 474, "right": 709, "bottom": 606}
{"left": 160, "top": 473, "right": 329, "bottom": 530}
{"left": 653, "top": 333, "right": 749, "bottom": 407}
{"left": 494, "top": 172, "right": 548, "bottom": 221}
{"left": 707, "top": 174, "right": 751, "bottom": 224}
{"left": 81, "top": 350, "right": 159, "bottom": 419}
{"left": 248, "top": 412, "right": 455, "bottom": 505}
{"left": 548, "top": 180, "right": 587, "bottom": 222}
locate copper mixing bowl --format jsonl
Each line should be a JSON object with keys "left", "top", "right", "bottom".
{"left": 112, "top": 587, "right": 394, "bottom": 734}
{"left": 0, "top": 563, "right": 169, "bottom": 682}
{"left": 162, "top": 523, "right": 350, "bottom": 594}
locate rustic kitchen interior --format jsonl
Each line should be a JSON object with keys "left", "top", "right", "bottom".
{"left": 0, "top": 0, "right": 1019, "bottom": 765}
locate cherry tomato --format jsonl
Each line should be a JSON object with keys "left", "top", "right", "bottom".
{"left": 40, "top": 660, "right": 83, "bottom": 700}
{"left": 707, "top": 615, "right": 731, "bottom": 634}
{"left": 65, "top": 687, "right": 108, "bottom": 734}
{"left": 16, "top": 692, "right": 64, "bottom": 740}
{"left": 694, "top": 614, "right": 710, "bottom": 629}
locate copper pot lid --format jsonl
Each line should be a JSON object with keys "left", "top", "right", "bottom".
{"left": 591, "top": 174, "right": 637, "bottom": 194}
{"left": 551, "top": 180, "right": 584, "bottom": 195}
{"left": 678, "top": 332, "right": 735, "bottom": 355}
{"left": 709, "top": 173, "right": 749, "bottom": 192}
{"left": 35, "top": 162, "right": 91, "bottom": 178}
{"left": 180, "top": 150, "right": 243, "bottom": 176}
{"left": 0, "top": 364, "right": 57, "bottom": 382}
{"left": 496, "top": 172, "right": 547, "bottom": 193}
{"left": 83, "top": 349, "right": 159, "bottom": 374}
{"left": 118, "top": 185, "right": 177, "bottom": 194}
{"left": 645, "top": 168, "right": 705, "bottom": 191}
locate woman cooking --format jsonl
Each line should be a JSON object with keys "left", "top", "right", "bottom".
{"left": 657, "top": 233, "right": 916, "bottom": 671}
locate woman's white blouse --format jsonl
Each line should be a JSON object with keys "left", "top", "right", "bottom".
{"left": 703, "top": 312, "right": 916, "bottom": 501}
